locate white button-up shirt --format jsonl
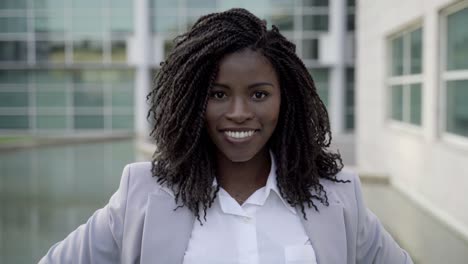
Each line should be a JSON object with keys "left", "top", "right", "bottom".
{"left": 181, "top": 153, "right": 317, "bottom": 264}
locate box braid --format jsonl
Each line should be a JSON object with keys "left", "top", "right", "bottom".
{"left": 147, "top": 8, "right": 348, "bottom": 222}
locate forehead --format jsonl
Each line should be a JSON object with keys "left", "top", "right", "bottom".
{"left": 216, "top": 49, "right": 278, "bottom": 82}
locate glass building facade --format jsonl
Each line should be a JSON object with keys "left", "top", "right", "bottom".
{"left": 0, "top": 0, "right": 355, "bottom": 135}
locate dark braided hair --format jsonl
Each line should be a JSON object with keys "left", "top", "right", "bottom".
{"left": 147, "top": 8, "right": 347, "bottom": 222}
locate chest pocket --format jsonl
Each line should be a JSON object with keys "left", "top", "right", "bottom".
{"left": 284, "top": 244, "right": 317, "bottom": 264}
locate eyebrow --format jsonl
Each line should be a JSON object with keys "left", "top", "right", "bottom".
{"left": 212, "top": 82, "right": 274, "bottom": 89}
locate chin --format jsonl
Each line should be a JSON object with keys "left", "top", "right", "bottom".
{"left": 221, "top": 149, "right": 258, "bottom": 163}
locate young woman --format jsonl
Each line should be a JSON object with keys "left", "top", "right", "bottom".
{"left": 40, "top": 8, "right": 413, "bottom": 264}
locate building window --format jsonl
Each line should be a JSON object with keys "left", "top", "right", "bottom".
{"left": 388, "top": 26, "right": 423, "bottom": 126}
{"left": 345, "top": 68, "right": 355, "bottom": 131}
{"left": 443, "top": 3, "right": 468, "bottom": 138}
{"left": 309, "top": 68, "right": 329, "bottom": 108}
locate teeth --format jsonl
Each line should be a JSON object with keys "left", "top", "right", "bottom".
{"left": 225, "top": 130, "right": 256, "bottom": 139}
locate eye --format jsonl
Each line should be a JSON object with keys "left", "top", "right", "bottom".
{"left": 252, "top": 91, "right": 268, "bottom": 100}
{"left": 209, "top": 91, "right": 227, "bottom": 100}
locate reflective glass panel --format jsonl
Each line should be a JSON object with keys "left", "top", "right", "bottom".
{"left": 447, "top": 7, "right": 468, "bottom": 70}
{"left": 391, "top": 36, "right": 404, "bottom": 76}
{"left": 36, "top": 40, "right": 66, "bottom": 63}
{"left": 410, "top": 28, "right": 422, "bottom": 74}
{"left": 309, "top": 68, "right": 329, "bottom": 107}
{"left": 36, "top": 91, "right": 67, "bottom": 107}
{"left": 153, "top": 15, "right": 179, "bottom": 33}
{"left": 391, "top": 85, "right": 404, "bottom": 121}
{"left": 187, "top": 0, "right": 217, "bottom": 8}
{"left": 74, "top": 115, "right": 104, "bottom": 129}
{"left": 111, "top": 40, "right": 127, "bottom": 62}
{"left": 0, "top": 116, "right": 29, "bottom": 129}
{"left": 303, "top": 15, "right": 328, "bottom": 31}
{"left": 0, "top": 92, "right": 28, "bottom": 107}
{"left": 0, "top": 0, "right": 27, "bottom": 9}
{"left": 112, "top": 115, "right": 133, "bottom": 129}
{"left": 71, "top": 0, "right": 104, "bottom": 9}
{"left": 109, "top": 15, "right": 133, "bottom": 34}
{"left": 0, "top": 70, "right": 28, "bottom": 84}
{"left": 34, "top": 0, "right": 65, "bottom": 9}
{"left": 303, "top": 0, "right": 328, "bottom": 7}
{"left": 73, "top": 38, "right": 103, "bottom": 62}
{"left": 151, "top": 0, "right": 178, "bottom": 8}
{"left": 35, "top": 15, "right": 66, "bottom": 33}
{"left": 345, "top": 68, "right": 355, "bottom": 130}
{"left": 72, "top": 15, "right": 103, "bottom": 33}
{"left": 446, "top": 80, "right": 468, "bottom": 137}
{"left": 36, "top": 115, "right": 67, "bottom": 129}
{"left": 0, "top": 41, "right": 27, "bottom": 62}
{"left": 112, "top": 90, "right": 133, "bottom": 107}
{"left": 0, "top": 17, "right": 27, "bottom": 33}
{"left": 347, "top": 13, "right": 355, "bottom": 31}
{"left": 271, "top": 14, "right": 294, "bottom": 31}
{"left": 303, "top": 39, "right": 319, "bottom": 60}
{"left": 35, "top": 70, "right": 70, "bottom": 89}
{"left": 73, "top": 89, "right": 104, "bottom": 107}
{"left": 409, "top": 83, "right": 422, "bottom": 125}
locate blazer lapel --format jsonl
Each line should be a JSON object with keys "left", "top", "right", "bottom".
{"left": 140, "top": 189, "right": 195, "bottom": 264}
{"left": 300, "top": 188, "right": 347, "bottom": 264}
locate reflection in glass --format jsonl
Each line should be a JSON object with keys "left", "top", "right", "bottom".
{"left": 74, "top": 115, "right": 104, "bottom": 129}
{"left": 347, "top": 13, "right": 355, "bottom": 31}
{"left": 303, "top": 15, "right": 328, "bottom": 31}
{"left": 391, "top": 85, "right": 404, "bottom": 121}
{"left": 309, "top": 68, "right": 329, "bottom": 107}
{"left": 36, "top": 91, "right": 67, "bottom": 107}
{"left": 73, "top": 38, "right": 103, "bottom": 62}
{"left": 151, "top": 0, "right": 178, "bottom": 9}
{"left": 71, "top": 0, "right": 104, "bottom": 9}
{"left": 0, "top": 41, "right": 27, "bottom": 61}
{"left": 345, "top": 68, "right": 355, "bottom": 130}
{"left": 0, "top": 70, "right": 28, "bottom": 84}
{"left": 271, "top": 14, "right": 294, "bottom": 31}
{"left": 73, "top": 89, "right": 104, "bottom": 107}
{"left": 391, "top": 36, "right": 404, "bottom": 76}
{"left": 36, "top": 40, "right": 66, "bottom": 63}
{"left": 303, "top": 0, "right": 328, "bottom": 7}
{"left": 72, "top": 14, "right": 103, "bottom": 33}
{"left": 112, "top": 90, "right": 133, "bottom": 107}
{"left": 36, "top": 115, "right": 67, "bottom": 129}
{"left": 0, "top": 0, "right": 27, "bottom": 9}
{"left": 0, "top": 92, "right": 28, "bottom": 107}
{"left": 109, "top": 15, "right": 133, "bottom": 35}
{"left": 0, "top": 17, "right": 27, "bottom": 33}
{"left": 153, "top": 15, "right": 179, "bottom": 33}
{"left": 35, "top": 70, "right": 70, "bottom": 89}
{"left": 447, "top": 7, "right": 468, "bottom": 70}
{"left": 303, "top": 39, "right": 319, "bottom": 60}
{"left": 410, "top": 28, "right": 422, "bottom": 74}
{"left": 111, "top": 40, "right": 127, "bottom": 62}
{"left": 187, "top": 0, "right": 217, "bottom": 8}
{"left": 447, "top": 80, "right": 468, "bottom": 137}
{"left": 0, "top": 115, "right": 29, "bottom": 129}
{"left": 112, "top": 115, "right": 134, "bottom": 129}
{"left": 33, "top": 0, "right": 65, "bottom": 9}
{"left": 35, "top": 15, "right": 66, "bottom": 33}
{"left": 409, "top": 83, "right": 422, "bottom": 125}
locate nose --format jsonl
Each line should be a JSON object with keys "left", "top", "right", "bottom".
{"left": 225, "top": 97, "right": 254, "bottom": 123}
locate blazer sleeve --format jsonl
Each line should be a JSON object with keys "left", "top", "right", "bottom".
{"left": 38, "top": 164, "right": 131, "bottom": 264}
{"left": 353, "top": 174, "right": 414, "bottom": 264}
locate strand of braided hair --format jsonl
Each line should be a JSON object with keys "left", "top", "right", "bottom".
{"left": 146, "top": 8, "right": 348, "bottom": 223}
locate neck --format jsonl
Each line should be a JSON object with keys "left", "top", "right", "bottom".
{"left": 215, "top": 148, "right": 271, "bottom": 196}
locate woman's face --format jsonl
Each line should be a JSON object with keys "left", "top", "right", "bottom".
{"left": 205, "top": 49, "right": 281, "bottom": 162}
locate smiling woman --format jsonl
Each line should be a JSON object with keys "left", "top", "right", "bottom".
{"left": 40, "top": 8, "right": 413, "bottom": 264}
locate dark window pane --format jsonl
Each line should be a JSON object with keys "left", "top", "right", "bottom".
{"left": 111, "top": 40, "right": 127, "bottom": 62}
{"left": 391, "top": 85, "right": 404, "bottom": 121}
{"left": 36, "top": 91, "right": 67, "bottom": 107}
{"left": 36, "top": 115, "right": 67, "bottom": 129}
{"left": 447, "top": 80, "right": 468, "bottom": 137}
{"left": 36, "top": 40, "right": 66, "bottom": 63}
{"left": 409, "top": 83, "right": 422, "bottom": 125}
{"left": 0, "top": 92, "right": 29, "bottom": 107}
{"left": 112, "top": 115, "right": 133, "bottom": 129}
{"left": 271, "top": 14, "right": 294, "bottom": 31}
{"left": 410, "top": 28, "right": 422, "bottom": 74}
{"left": 391, "top": 36, "right": 404, "bottom": 76}
{"left": 35, "top": 15, "right": 66, "bottom": 33}
{"left": 73, "top": 89, "right": 104, "bottom": 107}
{"left": 74, "top": 115, "right": 104, "bottom": 129}
{"left": 447, "top": 7, "right": 468, "bottom": 70}
{"left": 303, "top": 39, "right": 319, "bottom": 60}
{"left": 303, "top": 0, "right": 328, "bottom": 7}
{"left": 345, "top": 68, "right": 355, "bottom": 130}
{"left": 309, "top": 68, "right": 329, "bottom": 107}
{"left": 0, "top": 41, "right": 27, "bottom": 62}
{"left": 73, "top": 38, "right": 103, "bottom": 62}
{"left": 0, "top": 17, "right": 28, "bottom": 33}
{"left": 0, "top": 116, "right": 29, "bottom": 129}
{"left": 347, "top": 13, "right": 355, "bottom": 31}
{"left": 303, "top": 15, "right": 328, "bottom": 31}
{"left": 0, "top": 70, "right": 28, "bottom": 84}
{"left": 0, "top": 0, "right": 27, "bottom": 9}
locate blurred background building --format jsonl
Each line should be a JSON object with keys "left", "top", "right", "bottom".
{"left": 357, "top": 0, "right": 468, "bottom": 257}
{"left": 0, "top": 0, "right": 356, "bottom": 163}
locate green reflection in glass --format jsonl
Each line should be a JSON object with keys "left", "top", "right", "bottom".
{"left": 36, "top": 40, "right": 66, "bottom": 63}
{"left": 101, "top": 69, "right": 133, "bottom": 84}
{"left": 112, "top": 90, "right": 133, "bottom": 107}
{"left": 34, "top": 0, "right": 65, "bottom": 9}
{"left": 73, "top": 38, "right": 103, "bottom": 62}
{"left": 109, "top": 15, "right": 133, "bottom": 34}
{"left": 36, "top": 115, "right": 67, "bottom": 129}
{"left": 111, "top": 40, "right": 127, "bottom": 62}
{"left": 0, "top": 41, "right": 28, "bottom": 62}
{"left": 71, "top": 0, "right": 104, "bottom": 9}
{"left": 153, "top": 15, "right": 179, "bottom": 33}
{"left": 72, "top": 15, "right": 103, "bottom": 33}
{"left": 73, "top": 89, "right": 104, "bottom": 107}
{"left": 391, "top": 85, "right": 404, "bottom": 121}
{"left": 0, "top": 70, "right": 28, "bottom": 84}
{"left": 187, "top": 0, "right": 217, "bottom": 8}
{"left": 0, "top": 115, "right": 29, "bottom": 129}
{"left": 112, "top": 115, "right": 133, "bottom": 129}
{"left": 0, "top": 92, "right": 28, "bottom": 107}
{"left": 446, "top": 80, "right": 468, "bottom": 137}
{"left": 0, "top": 17, "right": 27, "bottom": 33}
{"left": 271, "top": 14, "right": 294, "bottom": 31}
{"left": 74, "top": 115, "right": 104, "bottom": 129}
{"left": 36, "top": 91, "right": 67, "bottom": 107}
{"left": 303, "top": 15, "right": 328, "bottom": 31}
{"left": 303, "top": 39, "right": 319, "bottom": 60}
{"left": 151, "top": 0, "right": 178, "bottom": 8}
{"left": 409, "top": 83, "right": 422, "bottom": 125}
{"left": 391, "top": 36, "right": 404, "bottom": 76}
{"left": 35, "top": 15, "right": 66, "bottom": 33}
{"left": 35, "top": 70, "right": 70, "bottom": 90}
{"left": 410, "top": 28, "right": 422, "bottom": 74}
{"left": 447, "top": 7, "right": 468, "bottom": 70}
{"left": 309, "top": 68, "right": 329, "bottom": 107}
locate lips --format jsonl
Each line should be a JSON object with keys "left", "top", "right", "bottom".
{"left": 220, "top": 128, "right": 260, "bottom": 143}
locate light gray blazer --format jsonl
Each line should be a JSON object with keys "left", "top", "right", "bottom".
{"left": 39, "top": 162, "right": 413, "bottom": 264}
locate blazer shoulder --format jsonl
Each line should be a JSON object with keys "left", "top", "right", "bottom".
{"left": 123, "top": 161, "right": 161, "bottom": 195}
{"left": 320, "top": 169, "right": 362, "bottom": 206}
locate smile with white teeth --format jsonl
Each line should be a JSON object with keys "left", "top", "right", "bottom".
{"left": 224, "top": 130, "right": 256, "bottom": 139}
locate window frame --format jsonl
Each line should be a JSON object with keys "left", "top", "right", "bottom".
{"left": 440, "top": 0, "right": 468, "bottom": 148}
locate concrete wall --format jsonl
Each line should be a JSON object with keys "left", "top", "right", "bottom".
{"left": 356, "top": 0, "right": 468, "bottom": 239}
